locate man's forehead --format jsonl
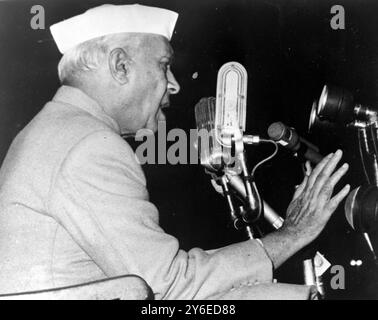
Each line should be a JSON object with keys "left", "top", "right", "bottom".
{"left": 160, "top": 44, "right": 174, "bottom": 60}
{"left": 139, "top": 33, "right": 173, "bottom": 58}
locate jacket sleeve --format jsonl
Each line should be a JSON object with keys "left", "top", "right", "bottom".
{"left": 48, "top": 130, "right": 273, "bottom": 299}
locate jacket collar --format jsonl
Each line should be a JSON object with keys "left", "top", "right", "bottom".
{"left": 52, "top": 85, "right": 121, "bottom": 134}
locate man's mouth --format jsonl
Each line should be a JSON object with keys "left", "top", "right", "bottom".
{"left": 160, "top": 102, "right": 170, "bottom": 109}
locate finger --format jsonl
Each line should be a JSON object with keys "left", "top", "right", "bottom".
{"left": 307, "top": 152, "right": 334, "bottom": 190}
{"left": 293, "top": 175, "right": 308, "bottom": 200}
{"left": 315, "top": 162, "right": 349, "bottom": 200}
{"left": 326, "top": 184, "right": 351, "bottom": 213}
{"left": 328, "top": 163, "right": 349, "bottom": 188}
{"left": 310, "top": 150, "right": 343, "bottom": 196}
{"left": 305, "top": 161, "right": 312, "bottom": 176}
{"left": 321, "top": 149, "right": 344, "bottom": 177}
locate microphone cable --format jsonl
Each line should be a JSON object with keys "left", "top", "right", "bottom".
{"left": 250, "top": 139, "right": 279, "bottom": 178}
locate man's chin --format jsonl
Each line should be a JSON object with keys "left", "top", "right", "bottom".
{"left": 141, "top": 111, "right": 167, "bottom": 133}
{"left": 157, "top": 109, "right": 166, "bottom": 122}
{"left": 145, "top": 121, "right": 159, "bottom": 134}
{"left": 154, "top": 110, "right": 166, "bottom": 130}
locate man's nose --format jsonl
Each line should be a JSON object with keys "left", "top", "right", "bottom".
{"left": 167, "top": 70, "right": 180, "bottom": 95}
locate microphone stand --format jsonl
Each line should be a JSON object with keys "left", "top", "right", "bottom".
{"left": 210, "top": 170, "right": 261, "bottom": 239}
{"left": 209, "top": 130, "right": 265, "bottom": 239}
{"left": 356, "top": 122, "right": 378, "bottom": 263}
{"left": 238, "top": 152, "right": 263, "bottom": 224}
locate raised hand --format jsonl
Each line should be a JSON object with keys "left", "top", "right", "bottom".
{"left": 282, "top": 149, "right": 350, "bottom": 245}
{"left": 260, "top": 150, "right": 350, "bottom": 269}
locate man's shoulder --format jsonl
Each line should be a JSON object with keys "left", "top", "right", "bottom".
{"left": 32, "top": 100, "right": 115, "bottom": 139}
{"left": 53, "top": 122, "right": 146, "bottom": 190}
{"left": 14, "top": 98, "right": 121, "bottom": 155}
{"left": 4, "top": 98, "right": 131, "bottom": 177}
{"left": 34, "top": 100, "right": 138, "bottom": 169}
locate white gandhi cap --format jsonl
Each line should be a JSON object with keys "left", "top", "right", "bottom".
{"left": 50, "top": 4, "right": 179, "bottom": 54}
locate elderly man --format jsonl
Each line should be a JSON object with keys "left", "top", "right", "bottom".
{"left": 0, "top": 4, "right": 350, "bottom": 299}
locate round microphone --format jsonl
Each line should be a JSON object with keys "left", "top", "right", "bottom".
{"left": 267, "top": 121, "right": 323, "bottom": 164}
{"left": 267, "top": 122, "right": 286, "bottom": 140}
{"left": 267, "top": 122, "right": 300, "bottom": 150}
{"left": 344, "top": 186, "right": 360, "bottom": 231}
{"left": 345, "top": 185, "right": 378, "bottom": 264}
{"left": 344, "top": 185, "right": 378, "bottom": 233}
{"left": 317, "top": 85, "right": 359, "bottom": 124}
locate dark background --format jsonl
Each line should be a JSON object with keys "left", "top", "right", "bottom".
{"left": 1, "top": 0, "right": 378, "bottom": 299}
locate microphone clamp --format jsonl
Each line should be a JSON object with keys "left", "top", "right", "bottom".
{"left": 242, "top": 135, "right": 261, "bottom": 145}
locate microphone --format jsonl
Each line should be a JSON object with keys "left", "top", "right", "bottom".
{"left": 215, "top": 61, "right": 247, "bottom": 146}
{"left": 317, "top": 84, "right": 378, "bottom": 125}
{"left": 194, "top": 96, "right": 261, "bottom": 172}
{"left": 344, "top": 185, "right": 378, "bottom": 233}
{"left": 194, "top": 90, "right": 284, "bottom": 230}
{"left": 344, "top": 185, "right": 378, "bottom": 263}
{"left": 194, "top": 61, "right": 250, "bottom": 172}
{"left": 215, "top": 62, "right": 263, "bottom": 222}
{"left": 267, "top": 122, "right": 323, "bottom": 165}
{"left": 194, "top": 97, "right": 227, "bottom": 172}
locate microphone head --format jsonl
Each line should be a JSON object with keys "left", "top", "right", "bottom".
{"left": 308, "top": 100, "right": 336, "bottom": 134}
{"left": 194, "top": 97, "right": 216, "bottom": 132}
{"left": 317, "top": 84, "right": 355, "bottom": 124}
{"left": 267, "top": 122, "right": 286, "bottom": 141}
{"left": 344, "top": 185, "right": 378, "bottom": 233}
{"left": 215, "top": 61, "right": 247, "bottom": 140}
{"left": 267, "top": 122, "right": 300, "bottom": 151}
{"left": 344, "top": 186, "right": 360, "bottom": 230}
{"left": 309, "top": 100, "right": 321, "bottom": 133}
{"left": 194, "top": 97, "right": 229, "bottom": 171}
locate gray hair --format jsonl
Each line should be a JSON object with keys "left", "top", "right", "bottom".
{"left": 57, "top": 33, "right": 142, "bottom": 84}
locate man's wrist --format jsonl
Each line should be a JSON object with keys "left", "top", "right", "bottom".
{"left": 275, "top": 227, "right": 311, "bottom": 252}
{"left": 258, "top": 227, "right": 311, "bottom": 269}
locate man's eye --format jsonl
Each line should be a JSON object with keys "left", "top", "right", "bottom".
{"left": 160, "top": 62, "right": 170, "bottom": 71}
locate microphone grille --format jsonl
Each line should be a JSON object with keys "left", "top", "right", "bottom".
{"left": 267, "top": 122, "right": 286, "bottom": 141}
{"left": 344, "top": 186, "right": 360, "bottom": 230}
{"left": 194, "top": 97, "right": 216, "bottom": 131}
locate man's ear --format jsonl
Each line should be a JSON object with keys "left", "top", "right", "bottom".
{"left": 108, "top": 48, "right": 132, "bottom": 85}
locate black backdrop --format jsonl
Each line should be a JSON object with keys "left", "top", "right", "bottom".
{"left": 1, "top": 0, "right": 378, "bottom": 299}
